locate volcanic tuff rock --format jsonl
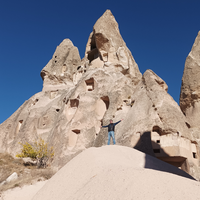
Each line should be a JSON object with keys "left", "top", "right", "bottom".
{"left": 0, "top": 10, "right": 200, "bottom": 180}
{"left": 180, "top": 31, "right": 200, "bottom": 135}
{"left": 83, "top": 9, "right": 141, "bottom": 83}
{"left": 0, "top": 10, "right": 141, "bottom": 169}
{"left": 41, "top": 39, "right": 81, "bottom": 91}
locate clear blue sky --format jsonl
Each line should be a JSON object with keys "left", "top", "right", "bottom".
{"left": 0, "top": 0, "right": 200, "bottom": 124}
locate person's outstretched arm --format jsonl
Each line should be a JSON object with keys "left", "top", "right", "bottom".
{"left": 101, "top": 124, "right": 109, "bottom": 128}
{"left": 114, "top": 119, "right": 123, "bottom": 126}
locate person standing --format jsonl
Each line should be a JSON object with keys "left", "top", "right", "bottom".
{"left": 101, "top": 119, "right": 123, "bottom": 145}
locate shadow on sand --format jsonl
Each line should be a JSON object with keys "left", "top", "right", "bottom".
{"left": 133, "top": 131, "right": 195, "bottom": 180}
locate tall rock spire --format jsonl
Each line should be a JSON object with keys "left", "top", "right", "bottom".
{"left": 180, "top": 31, "right": 200, "bottom": 128}
{"left": 83, "top": 10, "right": 141, "bottom": 84}
{"left": 41, "top": 39, "right": 81, "bottom": 91}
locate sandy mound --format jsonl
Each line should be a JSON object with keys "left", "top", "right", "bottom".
{"left": 32, "top": 145, "right": 200, "bottom": 200}
{"left": 1, "top": 180, "right": 47, "bottom": 200}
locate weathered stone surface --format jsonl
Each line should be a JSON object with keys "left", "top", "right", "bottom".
{"left": 179, "top": 31, "right": 200, "bottom": 179}
{"left": 0, "top": 10, "right": 200, "bottom": 180}
{"left": 112, "top": 70, "right": 199, "bottom": 179}
{"left": 0, "top": 10, "right": 141, "bottom": 170}
{"left": 41, "top": 39, "right": 81, "bottom": 91}
{"left": 83, "top": 10, "right": 142, "bottom": 84}
{"left": 180, "top": 31, "right": 200, "bottom": 128}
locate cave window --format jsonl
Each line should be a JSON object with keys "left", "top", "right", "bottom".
{"left": 16, "top": 120, "right": 23, "bottom": 134}
{"left": 100, "top": 96, "right": 110, "bottom": 110}
{"left": 152, "top": 126, "right": 163, "bottom": 135}
{"left": 56, "top": 109, "right": 60, "bottom": 112}
{"left": 90, "top": 34, "right": 96, "bottom": 50}
{"left": 153, "top": 149, "right": 160, "bottom": 153}
{"left": 156, "top": 140, "right": 160, "bottom": 144}
{"left": 193, "top": 152, "right": 197, "bottom": 159}
{"left": 87, "top": 48, "right": 99, "bottom": 63}
{"left": 62, "top": 64, "right": 67, "bottom": 73}
{"left": 77, "top": 66, "right": 81, "bottom": 70}
{"left": 70, "top": 99, "right": 79, "bottom": 108}
{"left": 72, "top": 129, "right": 80, "bottom": 134}
{"left": 85, "top": 78, "right": 94, "bottom": 91}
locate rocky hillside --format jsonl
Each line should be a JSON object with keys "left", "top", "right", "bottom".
{"left": 0, "top": 9, "right": 200, "bottom": 180}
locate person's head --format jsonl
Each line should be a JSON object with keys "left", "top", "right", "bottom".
{"left": 110, "top": 119, "right": 113, "bottom": 123}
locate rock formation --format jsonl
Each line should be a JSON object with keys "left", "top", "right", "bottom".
{"left": 0, "top": 9, "right": 200, "bottom": 180}
{"left": 180, "top": 31, "right": 200, "bottom": 136}
{"left": 0, "top": 10, "right": 141, "bottom": 169}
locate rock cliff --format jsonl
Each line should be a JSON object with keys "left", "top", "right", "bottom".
{"left": 0, "top": 10, "right": 200, "bottom": 180}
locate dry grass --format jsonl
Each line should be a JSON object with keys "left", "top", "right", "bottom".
{"left": 0, "top": 153, "right": 55, "bottom": 192}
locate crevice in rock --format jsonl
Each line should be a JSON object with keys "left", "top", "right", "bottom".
{"left": 16, "top": 120, "right": 23, "bottom": 134}
{"left": 152, "top": 125, "right": 163, "bottom": 136}
{"left": 77, "top": 66, "right": 81, "bottom": 70}
{"left": 72, "top": 129, "right": 81, "bottom": 134}
{"left": 40, "top": 71, "right": 46, "bottom": 81}
{"left": 100, "top": 96, "right": 110, "bottom": 110}
{"left": 185, "top": 122, "right": 191, "bottom": 128}
{"left": 91, "top": 34, "right": 96, "bottom": 50}
{"left": 87, "top": 48, "right": 99, "bottom": 63}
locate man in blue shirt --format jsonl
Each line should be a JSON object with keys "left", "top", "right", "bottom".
{"left": 101, "top": 119, "right": 123, "bottom": 145}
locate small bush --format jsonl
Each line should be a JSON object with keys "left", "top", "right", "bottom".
{"left": 16, "top": 142, "right": 37, "bottom": 159}
{"left": 16, "top": 138, "right": 54, "bottom": 168}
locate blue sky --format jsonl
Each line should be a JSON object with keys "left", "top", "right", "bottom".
{"left": 0, "top": 0, "right": 200, "bottom": 124}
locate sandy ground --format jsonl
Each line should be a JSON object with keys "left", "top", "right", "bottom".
{"left": 0, "top": 181, "right": 47, "bottom": 200}
{"left": 2, "top": 145, "right": 200, "bottom": 200}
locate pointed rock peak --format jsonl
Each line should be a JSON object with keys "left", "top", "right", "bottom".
{"left": 94, "top": 9, "right": 119, "bottom": 33}
{"left": 40, "top": 38, "right": 81, "bottom": 91}
{"left": 189, "top": 31, "right": 200, "bottom": 62}
{"left": 180, "top": 30, "right": 200, "bottom": 128}
{"left": 84, "top": 10, "right": 141, "bottom": 83}
{"left": 59, "top": 39, "right": 74, "bottom": 48}
{"left": 143, "top": 70, "right": 168, "bottom": 92}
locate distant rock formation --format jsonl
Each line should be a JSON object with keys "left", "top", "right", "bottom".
{"left": 0, "top": 10, "right": 200, "bottom": 180}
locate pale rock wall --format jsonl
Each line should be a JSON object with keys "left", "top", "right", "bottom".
{"left": 180, "top": 31, "right": 200, "bottom": 128}
{"left": 0, "top": 10, "right": 200, "bottom": 180}
{"left": 83, "top": 9, "right": 142, "bottom": 84}
{"left": 0, "top": 10, "right": 141, "bottom": 170}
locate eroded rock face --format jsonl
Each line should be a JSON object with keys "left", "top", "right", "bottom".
{"left": 0, "top": 10, "right": 200, "bottom": 180}
{"left": 83, "top": 10, "right": 141, "bottom": 84}
{"left": 113, "top": 70, "right": 198, "bottom": 179}
{"left": 0, "top": 10, "right": 141, "bottom": 169}
{"left": 180, "top": 31, "right": 200, "bottom": 128}
{"left": 41, "top": 39, "right": 81, "bottom": 91}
